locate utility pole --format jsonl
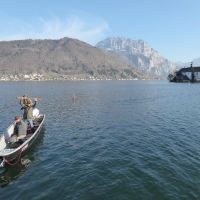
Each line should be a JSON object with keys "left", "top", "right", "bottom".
{"left": 191, "top": 62, "right": 195, "bottom": 82}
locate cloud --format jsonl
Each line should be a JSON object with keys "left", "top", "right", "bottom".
{"left": 0, "top": 14, "right": 109, "bottom": 45}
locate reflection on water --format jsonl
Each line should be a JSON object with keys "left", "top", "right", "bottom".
{"left": 0, "top": 126, "right": 45, "bottom": 188}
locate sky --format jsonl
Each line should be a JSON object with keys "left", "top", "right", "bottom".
{"left": 0, "top": 0, "right": 200, "bottom": 62}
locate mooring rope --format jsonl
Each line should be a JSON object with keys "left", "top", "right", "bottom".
{"left": 3, "top": 148, "right": 23, "bottom": 166}
{"left": 0, "top": 102, "right": 19, "bottom": 111}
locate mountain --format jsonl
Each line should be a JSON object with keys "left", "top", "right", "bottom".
{"left": 173, "top": 57, "right": 200, "bottom": 68}
{"left": 0, "top": 37, "right": 149, "bottom": 80}
{"left": 96, "top": 37, "right": 177, "bottom": 78}
{"left": 193, "top": 57, "right": 200, "bottom": 66}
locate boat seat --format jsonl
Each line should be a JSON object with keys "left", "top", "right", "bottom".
{"left": 33, "top": 121, "right": 40, "bottom": 126}
{"left": 19, "top": 133, "right": 33, "bottom": 143}
{"left": 17, "top": 135, "right": 27, "bottom": 140}
{"left": 9, "top": 140, "right": 23, "bottom": 149}
{"left": 26, "top": 133, "right": 33, "bottom": 138}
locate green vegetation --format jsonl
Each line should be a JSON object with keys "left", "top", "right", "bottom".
{"left": 0, "top": 38, "right": 151, "bottom": 80}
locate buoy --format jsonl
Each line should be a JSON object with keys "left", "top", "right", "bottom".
{"left": 72, "top": 94, "right": 76, "bottom": 101}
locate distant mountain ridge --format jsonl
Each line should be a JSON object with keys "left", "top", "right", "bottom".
{"left": 0, "top": 37, "right": 149, "bottom": 79}
{"left": 173, "top": 57, "right": 200, "bottom": 68}
{"left": 96, "top": 37, "right": 177, "bottom": 78}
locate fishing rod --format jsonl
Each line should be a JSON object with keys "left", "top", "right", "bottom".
{"left": 16, "top": 97, "right": 42, "bottom": 100}
{"left": 16, "top": 93, "right": 43, "bottom": 100}
{"left": 0, "top": 94, "right": 43, "bottom": 111}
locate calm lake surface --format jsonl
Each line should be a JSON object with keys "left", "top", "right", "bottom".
{"left": 0, "top": 80, "right": 200, "bottom": 199}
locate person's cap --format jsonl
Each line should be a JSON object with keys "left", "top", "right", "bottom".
{"left": 14, "top": 115, "right": 21, "bottom": 120}
{"left": 23, "top": 94, "right": 27, "bottom": 97}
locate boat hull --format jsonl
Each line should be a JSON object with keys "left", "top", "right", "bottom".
{"left": 0, "top": 114, "right": 45, "bottom": 166}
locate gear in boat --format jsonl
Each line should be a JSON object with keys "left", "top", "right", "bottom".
{"left": 0, "top": 108, "right": 45, "bottom": 167}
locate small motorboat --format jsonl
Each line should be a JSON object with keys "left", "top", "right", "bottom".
{"left": 0, "top": 111, "right": 45, "bottom": 167}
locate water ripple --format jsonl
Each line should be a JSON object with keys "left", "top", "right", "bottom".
{"left": 1, "top": 81, "right": 200, "bottom": 199}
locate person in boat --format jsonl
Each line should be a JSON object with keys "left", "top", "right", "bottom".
{"left": 20, "top": 98, "right": 37, "bottom": 133}
{"left": 21, "top": 94, "right": 32, "bottom": 109}
{"left": 5, "top": 115, "right": 27, "bottom": 144}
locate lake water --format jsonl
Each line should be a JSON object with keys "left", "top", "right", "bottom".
{"left": 0, "top": 80, "right": 200, "bottom": 199}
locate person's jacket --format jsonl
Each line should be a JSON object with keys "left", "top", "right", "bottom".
{"left": 12, "top": 120, "right": 27, "bottom": 137}
{"left": 8, "top": 120, "right": 27, "bottom": 143}
{"left": 20, "top": 100, "right": 37, "bottom": 119}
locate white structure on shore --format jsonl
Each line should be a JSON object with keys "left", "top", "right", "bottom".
{"left": 170, "top": 62, "right": 200, "bottom": 82}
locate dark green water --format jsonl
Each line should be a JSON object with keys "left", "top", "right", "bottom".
{"left": 0, "top": 80, "right": 200, "bottom": 199}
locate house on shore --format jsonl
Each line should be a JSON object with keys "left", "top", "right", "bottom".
{"left": 169, "top": 62, "right": 200, "bottom": 82}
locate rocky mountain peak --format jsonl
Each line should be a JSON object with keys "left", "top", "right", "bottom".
{"left": 96, "top": 37, "right": 177, "bottom": 78}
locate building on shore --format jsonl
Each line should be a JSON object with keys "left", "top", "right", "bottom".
{"left": 169, "top": 62, "right": 200, "bottom": 82}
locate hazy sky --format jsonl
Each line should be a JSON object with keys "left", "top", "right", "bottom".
{"left": 1, "top": 0, "right": 200, "bottom": 62}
